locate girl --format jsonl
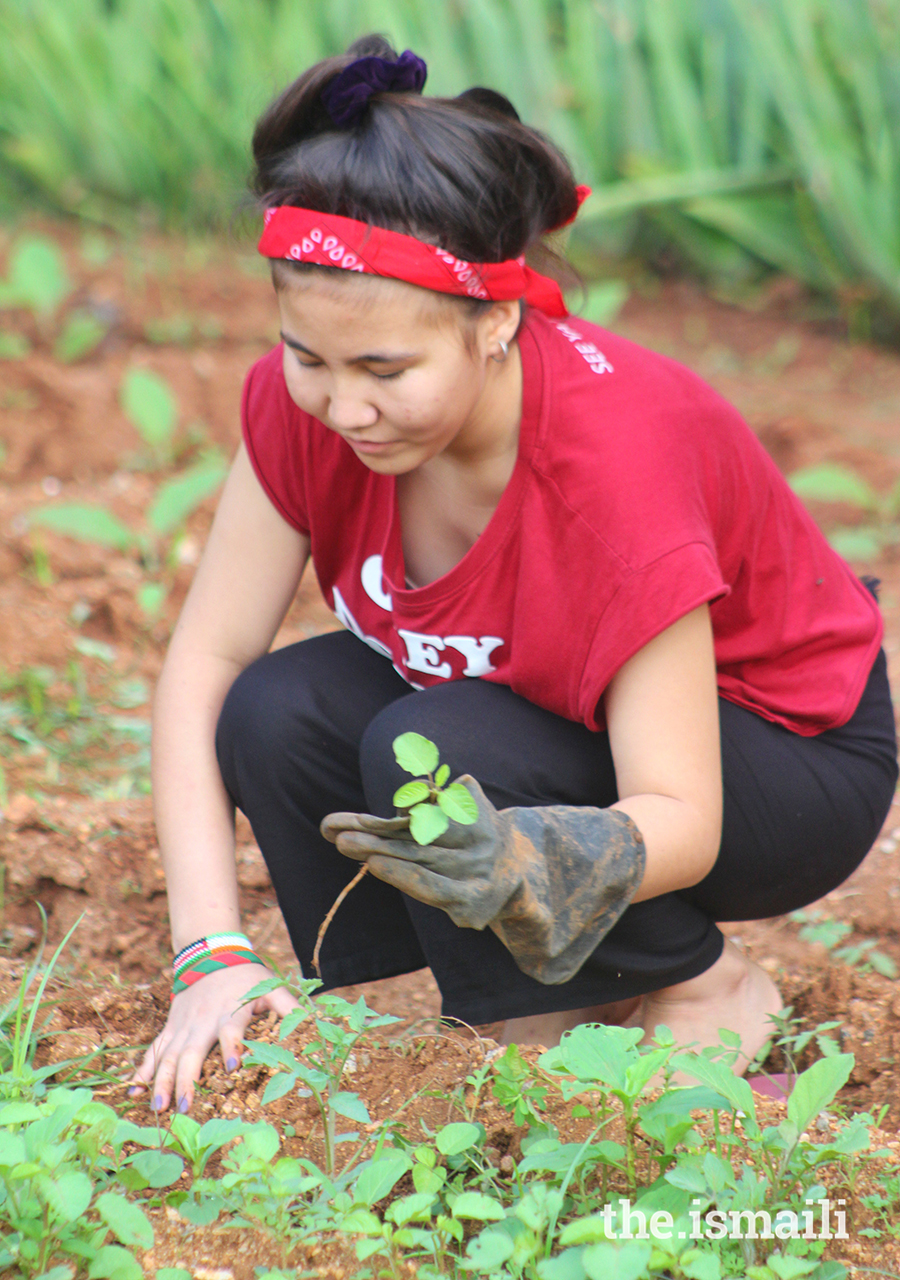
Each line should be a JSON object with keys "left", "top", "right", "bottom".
{"left": 133, "top": 36, "right": 897, "bottom": 1116}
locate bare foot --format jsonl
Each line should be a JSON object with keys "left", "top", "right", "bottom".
{"left": 636, "top": 939, "right": 783, "bottom": 1076}
{"left": 500, "top": 997, "right": 641, "bottom": 1048}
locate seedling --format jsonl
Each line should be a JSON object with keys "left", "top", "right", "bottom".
{"left": 391, "top": 731, "right": 478, "bottom": 845}
{"left": 789, "top": 462, "right": 900, "bottom": 562}
{"left": 0, "top": 236, "right": 71, "bottom": 319}
{"left": 241, "top": 972, "right": 399, "bottom": 1175}
{"left": 27, "top": 367, "right": 226, "bottom": 619}
{"left": 312, "top": 733, "right": 478, "bottom": 972}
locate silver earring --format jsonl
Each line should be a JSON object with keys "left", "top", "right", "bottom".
{"left": 491, "top": 339, "right": 509, "bottom": 363}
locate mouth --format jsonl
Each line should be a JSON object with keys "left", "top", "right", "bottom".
{"left": 345, "top": 437, "right": 401, "bottom": 454}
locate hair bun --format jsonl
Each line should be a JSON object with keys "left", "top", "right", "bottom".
{"left": 455, "top": 87, "right": 521, "bottom": 122}
{"left": 321, "top": 50, "right": 427, "bottom": 129}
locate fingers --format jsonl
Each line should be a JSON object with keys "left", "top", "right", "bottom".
{"left": 321, "top": 811, "right": 410, "bottom": 843}
{"left": 366, "top": 852, "right": 460, "bottom": 906}
{"left": 127, "top": 967, "right": 298, "bottom": 1115}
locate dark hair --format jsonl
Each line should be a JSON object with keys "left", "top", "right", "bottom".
{"left": 250, "top": 34, "right": 579, "bottom": 273}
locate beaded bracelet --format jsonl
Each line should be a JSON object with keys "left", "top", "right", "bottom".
{"left": 171, "top": 932, "right": 263, "bottom": 1000}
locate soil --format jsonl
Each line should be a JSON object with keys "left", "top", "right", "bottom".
{"left": 2, "top": 223, "right": 900, "bottom": 1274}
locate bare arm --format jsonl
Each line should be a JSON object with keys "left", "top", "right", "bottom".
{"left": 603, "top": 603, "right": 723, "bottom": 903}
{"left": 134, "top": 443, "right": 310, "bottom": 1110}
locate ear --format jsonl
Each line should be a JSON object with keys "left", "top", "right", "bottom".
{"left": 476, "top": 299, "right": 522, "bottom": 360}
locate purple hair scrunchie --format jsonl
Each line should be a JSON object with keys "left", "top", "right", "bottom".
{"left": 321, "top": 50, "right": 428, "bottom": 129}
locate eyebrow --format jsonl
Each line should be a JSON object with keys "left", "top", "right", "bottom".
{"left": 279, "top": 331, "right": 416, "bottom": 364}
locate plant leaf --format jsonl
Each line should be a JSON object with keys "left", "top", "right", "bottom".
{"left": 86, "top": 1244, "right": 142, "bottom": 1280}
{"left": 788, "top": 464, "right": 878, "bottom": 511}
{"left": 120, "top": 368, "right": 177, "bottom": 450}
{"left": 332, "top": 1091, "right": 370, "bottom": 1123}
{"left": 451, "top": 1191, "right": 506, "bottom": 1221}
{"left": 43, "top": 1170, "right": 93, "bottom": 1223}
{"left": 787, "top": 1054, "right": 854, "bottom": 1133}
{"left": 146, "top": 454, "right": 227, "bottom": 535}
{"left": 435, "top": 763, "right": 450, "bottom": 786}
{"left": 461, "top": 1228, "right": 515, "bottom": 1271}
{"left": 353, "top": 1151, "right": 412, "bottom": 1206}
{"left": 393, "top": 780, "right": 430, "bottom": 808}
{"left": 127, "top": 1148, "right": 184, "bottom": 1188}
{"left": 392, "top": 731, "right": 439, "bottom": 776}
{"left": 583, "top": 1241, "right": 653, "bottom": 1280}
{"left": 29, "top": 504, "right": 135, "bottom": 550}
{"left": 409, "top": 802, "right": 450, "bottom": 845}
{"left": 54, "top": 311, "right": 107, "bottom": 362}
{"left": 96, "top": 1192, "right": 154, "bottom": 1248}
{"left": 437, "top": 783, "right": 479, "bottom": 824}
{"left": 826, "top": 527, "right": 882, "bottom": 562}
{"left": 436, "top": 1122, "right": 482, "bottom": 1156}
{"left": 8, "top": 237, "right": 71, "bottom": 316}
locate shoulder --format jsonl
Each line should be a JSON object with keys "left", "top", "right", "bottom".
{"left": 527, "top": 309, "right": 741, "bottom": 425}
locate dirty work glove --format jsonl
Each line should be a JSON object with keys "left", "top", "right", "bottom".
{"left": 320, "top": 776, "right": 646, "bottom": 985}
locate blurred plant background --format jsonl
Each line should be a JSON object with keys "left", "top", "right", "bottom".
{"left": 1, "top": 0, "right": 899, "bottom": 336}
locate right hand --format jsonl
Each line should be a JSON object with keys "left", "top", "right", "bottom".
{"left": 129, "top": 963, "right": 298, "bottom": 1115}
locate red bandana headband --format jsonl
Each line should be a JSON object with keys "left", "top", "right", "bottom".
{"left": 257, "top": 188, "right": 591, "bottom": 319}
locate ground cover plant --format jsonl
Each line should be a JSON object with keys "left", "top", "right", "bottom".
{"left": 1, "top": 932, "right": 899, "bottom": 1279}
{"left": 2, "top": 226, "right": 900, "bottom": 1274}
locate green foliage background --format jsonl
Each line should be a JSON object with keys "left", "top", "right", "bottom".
{"left": 2, "top": 0, "right": 900, "bottom": 318}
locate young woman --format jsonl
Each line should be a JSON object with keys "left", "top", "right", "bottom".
{"left": 132, "top": 37, "right": 897, "bottom": 1115}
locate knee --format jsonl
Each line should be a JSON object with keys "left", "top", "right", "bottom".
{"left": 215, "top": 647, "right": 317, "bottom": 785}
{"left": 358, "top": 693, "right": 423, "bottom": 817}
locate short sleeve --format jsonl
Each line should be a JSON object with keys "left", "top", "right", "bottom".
{"left": 241, "top": 346, "right": 311, "bottom": 536}
{"left": 579, "top": 541, "right": 730, "bottom": 729}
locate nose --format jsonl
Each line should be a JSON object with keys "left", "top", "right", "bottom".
{"left": 327, "top": 386, "right": 379, "bottom": 433}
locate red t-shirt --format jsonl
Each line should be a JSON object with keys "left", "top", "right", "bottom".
{"left": 242, "top": 310, "right": 882, "bottom": 736}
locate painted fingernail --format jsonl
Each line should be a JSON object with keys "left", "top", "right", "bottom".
{"left": 127, "top": 1085, "right": 142, "bottom": 1098}
{"left": 152, "top": 1095, "right": 163, "bottom": 1112}
{"left": 178, "top": 1096, "right": 189, "bottom": 1114}
{"left": 226, "top": 1056, "right": 238, "bottom": 1072}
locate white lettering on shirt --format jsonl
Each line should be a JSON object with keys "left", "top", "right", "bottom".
{"left": 444, "top": 635, "right": 504, "bottom": 676}
{"left": 360, "top": 554, "right": 393, "bottom": 611}
{"left": 555, "top": 321, "right": 614, "bottom": 374}
{"left": 332, "top": 584, "right": 392, "bottom": 659}
{"left": 397, "top": 629, "right": 453, "bottom": 679}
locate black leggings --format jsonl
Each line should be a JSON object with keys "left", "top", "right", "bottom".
{"left": 215, "top": 631, "right": 897, "bottom": 1025}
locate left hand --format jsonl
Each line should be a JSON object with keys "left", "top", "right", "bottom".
{"left": 320, "top": 776, "right": 516, "bottom": 929}
{"left": 321, "top": 776, "right": 647, "bottom": 985}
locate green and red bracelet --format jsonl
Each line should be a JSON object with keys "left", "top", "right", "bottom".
{"left": 171, "top": 932, "right": 263, "bottom": 1000}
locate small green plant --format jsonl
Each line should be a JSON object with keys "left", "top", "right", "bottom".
{"left": 27, "top": 369, "right": 226, "bottom": 619}
{"left": 392, "top": 731, "right": 479, "bottom": 845}
{"left": 241, "top": 971, "right": 400, "bottom": 1175}
{"left": 791, "top": 908, "right": 898, "bottom": 978}
{"left": 119, "top": 367, "right": 178, "bottom": 466}
{"left": 788, "top": 462, "right": 900, "bottom": 562}
{"left": 0, "top": 652, "right": 151, "bottom": 797}
{"left": 313, "top": 732, "right": 479, "bottom": 970}
{"left": 0, "top": 236, "right": 71, "bottom": 320}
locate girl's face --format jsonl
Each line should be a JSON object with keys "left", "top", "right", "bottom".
{"left": 276, "top": 271, "right": 520, "bottom": 474}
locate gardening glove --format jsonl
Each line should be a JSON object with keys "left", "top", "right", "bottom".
{"left": 320, "top": 776, "right": 646, "bottom": 985}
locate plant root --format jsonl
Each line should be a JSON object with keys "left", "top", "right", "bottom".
{"left": 312, "top": 864, "right": 369, "bottom": 976}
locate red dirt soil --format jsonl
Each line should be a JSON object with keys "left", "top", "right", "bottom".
{"left": 2, "top": 224, "right": 900, "bottom": 1272}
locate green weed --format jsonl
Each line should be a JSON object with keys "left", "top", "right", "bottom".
{"left": 27, "top": 367, "right": 226, "bottom": 619}
{"left": 0, "top": 652, "right": 151, "bottom": 797}
{"left": 789, "top": 462, "right": 900, "bottom": 563}
{"left": 791, "top": 908, "right": 898, "bottom": 979}
{"left": 241, "top": 971, "right": 400, "bottom": 1176}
